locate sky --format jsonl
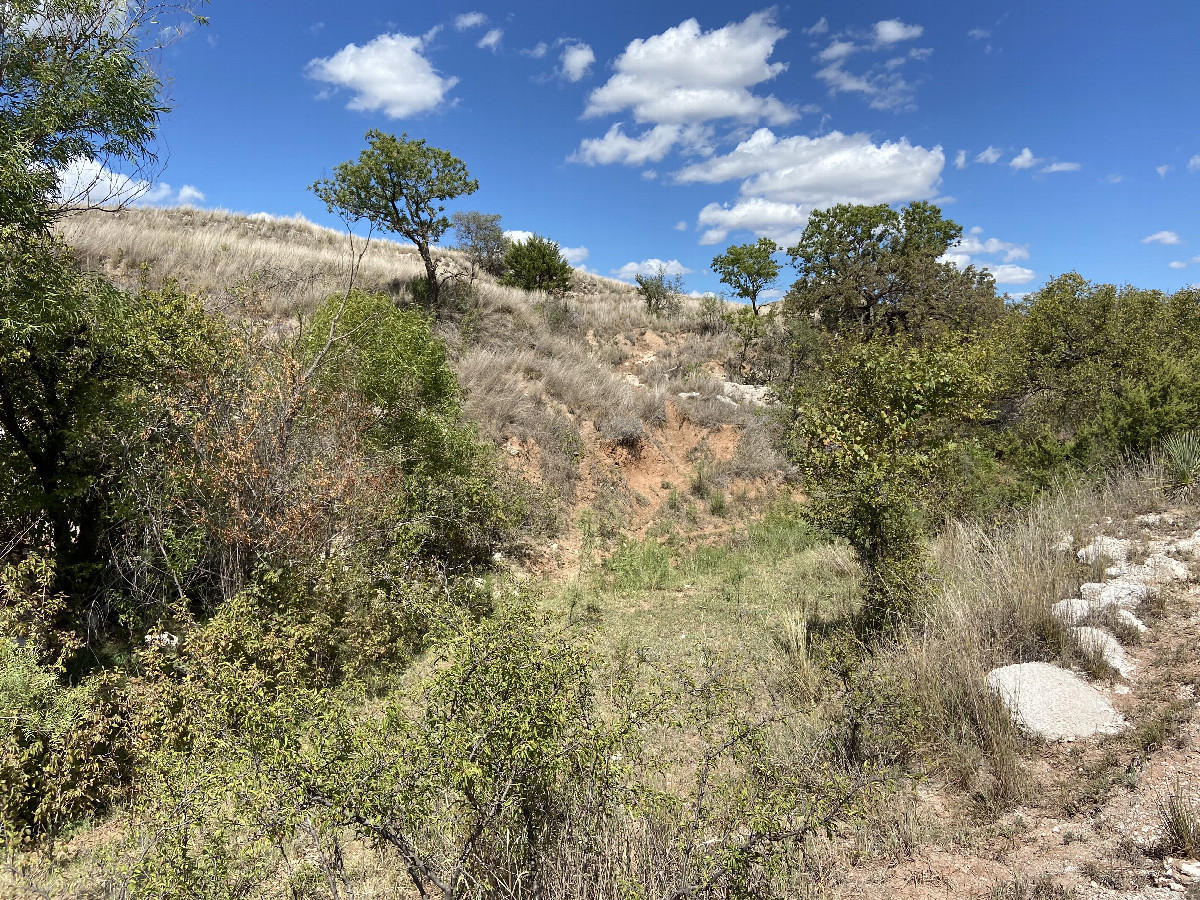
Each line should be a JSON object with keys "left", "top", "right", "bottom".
{"left": 96, "top": 1, "right": 1200, "bottom": 299}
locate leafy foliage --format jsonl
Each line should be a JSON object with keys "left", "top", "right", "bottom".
{"left": 451, "top": 210, "right": 506, "bottom": 276}
{"left": 711, "top": 237, "right": 780, "bottom": 316}
{"left": 311, "top": 130, "right": 478, "bottom": 309}
{"left": 788, "top": 336, "right": 993, "bottom": 625}
{"left": 634, "top": 265, "right": 684, "bottom": 316}
{"left": 785, "top": 201, "right": 1001, "bottom": 340}
{"left": 500, "top": 234, "right": 575, "bottom": 296}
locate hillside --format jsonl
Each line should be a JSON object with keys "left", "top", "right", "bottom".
{"left": 6, "top": 206, "right": 1200, "bottom": 900}
{"left": 58, "top": 206, "right": 792, "bottom": 569}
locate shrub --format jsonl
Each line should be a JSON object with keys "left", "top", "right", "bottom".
{"left": 451, "top": 210, "right": 506, "bottom": 276}
{"left": 1162, "top": 429, "right": 1200, "bottom": 498}
{"left": 635, "top": 266, "right": 684, "bottom": 316}
{"left": 501, "top": 234, "right": 574, "bottom": 295}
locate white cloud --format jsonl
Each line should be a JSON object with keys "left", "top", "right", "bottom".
{"left": 612, "top": 258, "right": 692, "bottom": 281}
{"left": 803, "top": 17, "right": 829, "bottom": 36}
{"left": 306, "top": 32, "right": 456, "bottom": 118}
{"left": 1170, "top": 261, "right": 1188, "bottom": 269}
{"left": 1157, "top": 164, "right": 1172, "bottom": 177}
{"left": 642, "top": 169, "right": 658, "bottom": 180}
{"left": 1040, "top": 161, "right": 1080, "bottom": 173}
{"left": 176, "top": 185, "right": 206, "bottom": 206}
{"left": 674, "top": 128, "right": 944, "bottom": 207}
{"left": 583, "top": 11, "right": 796, "bottom": 126}
{"left": 940, "top": 227, "right": 1034, "bottom": 284}
{"left": 954, "top": 149, "right": 967, "bottom": 170}
{"left": 953, "top": 234, "right": 1030, "bottom": 262}
{"left": 477, "top": 28, "right": 502, "bottom": 52}
{"left": 454, "top": 12, "right": 486, "bottom": 30}
{"left": 817, "top": 39, "right": 857, "bottom": 62}
{"left": 975, "top": 146, "right": 1002, "bottom": 164}
{"left": 815, "top": 57, "right": 919, "bottom": 111}
{"left": 561, "top": 245, "right": 589, "bottom": 266}
{"left": 522, "top": 42, "right": 548, "bottom": 58}
{"left": 985, "top": 263, "right": 1036, "bottom": 285}
{"left": 873, "top": 19, "right": 923, "bottom": 45}
{"left": 673, "top": 220, "right": 688, "bottom": 231}
{"left": 1142, "top": 230, "right": 1182, "bottom": 245}
{"left": 56, "top": 158, "right": 203, "bottom": 208}
{"left": 1009, "top": 148, "right": 1041, "bottom": 170}
{"left": 560, "top": 42, "right": 595, "bottom": 82}
{"left": 967, "top": 28, "right": 991, "bottom": 39}
{"left": 503, "top": 230, "right": 536, "bottom": 244}
{"left": 570, "top": 123, "right": 683, "bottom": 166}
{"left": 1189, "top": 155, "right": 1200, "bottom": 173}
{"left": 1103, "top": 173, "right": 1122, "bottom": 184}
{"left": 696, "top": 197, "right": 810, "bottom": 245}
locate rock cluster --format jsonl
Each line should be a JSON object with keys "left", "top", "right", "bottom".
{"left": 987, "top": 519, "right": 1194, "bottom": 740}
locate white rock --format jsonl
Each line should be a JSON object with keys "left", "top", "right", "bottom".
{"left": 676, "top": 391, "right": 702, "bottom": 401}
{"left": 1170, "top": 530, "right": 1200, "bottom": 557}
{"left": 1077, "top": 536, "right": 1131, "bottom": 565}
{"left": 1114, "top": 608, "right": 1149, "bottom": 633}
{"left": 1143, "top": 554, "right": 1191, "bottom": 582}
{"left": 986, "top": 662, "right": 1127, "bottom": 740}
{"left": 1071, "top": 626, "right": 1135, "bottom": 678}
{"left": 721, "top": 381, "right": 771, "bottom": 406}
{"left": 1080, "top": 577, "right": 1152, "bottom": 609}
{"left": 1051, "top": 531, "right": 1075, "bottom": 554}
{"left": 1051, "top": 598, "right": 1093, "bottom": 624}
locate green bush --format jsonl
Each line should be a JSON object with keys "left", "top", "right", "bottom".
{"left": 500, "top": 234, "right": 574, "bottom": 295}
{"left": 635, "top": 266, "right": 684, "bottom": 316}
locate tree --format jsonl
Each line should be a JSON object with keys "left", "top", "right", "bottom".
{"left": 0, "top": 0, "right": 210, "bottom": 230}
{"left": 787, "top": 336, "right": 993, "bottom": 627}
{"left": 500, "top": 234, "right": 574, "bottom": 296}
{"left": 311, "top": 130, "right": 478, "bottom": 309}
{"left": 452, "top": 210, "right": 506, "bottom": 277}
{"left": 785, "top": 202, "right": 1000, "bottom": 340}
{"left": 634, "top": 265, "right": 684, "bottom": 316}
{"left": 711, "top": 237, "right": 780, "bottom": 316}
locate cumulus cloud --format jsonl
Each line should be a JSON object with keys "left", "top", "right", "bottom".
{"left": 570, "top": 123, "right": 685, "bottom": 166}
{"left": 307, "top": 32, "right": 457, "bottom": 117}
{"left": 1142, "top": 230, "right": 1182, "bottom": 245}
{"left": 1009, "top": 148, "right": 1041, "bottom": 170}
{"left": 815, "top": 54, "right": 919, "bottom": 110}
{"left": 477, "top": 28, "right": 502, "bottom": 52}
{"left": 940, "top": 226, "right": 1035, "bottom": 285}
{"left": 454, "top": 12, "right": 485, "bottom": 30}
{"left": 967, "top": 28, "right": 991, "bottom": 39}
{"left": 584, "top": 11, "right": 796, "bottom": 126}
{"left": 673, "top": 220, "right": 688, "bottom": 231}
{"left": 954, "top": 149, "right": 967, "bottom": 169}
{"left": 975, "top": 146, "right": 1002, "bottom": 164}
{"left": 612, "top": 258, "right": 692, "bottom": 281}
{"left": 674, "top": 128, "right": 944, "bottom": 206}
{"left": 696, "top": 197, "right": 811, "bottom": 245}
{"left": 816, "top": 39, "right": 857, "bottom": 62}
{"left": 561, "top": 245, "right": 589, "bottom": 266}
{"left": 1189, "top": 155, "right": 1200, "bottom": 173}
{"left": 873, "top": 19, "right": 923, "bottom": 45}
{"left": 56, "top": 158, "right": 203, "bottom": 208}
{"left": 1170, "top": 261, "right": 1188, "bottom": 269}
{"left": 984, "top": 263, "right": 1036, "bottom": 285}
{"left": 1157, "top": 164, "right": 1172, "bottom": 177}
{"left": 560, "top": 42, "right": 595, "bottom": 81}
{"left": 803, "top": 17, "right": 829, "bottom": 36}
{"left": 503, "top": 230, "right": 536, "bottom": 244}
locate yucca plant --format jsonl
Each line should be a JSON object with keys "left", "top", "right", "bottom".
{"left": 1162, "top": 429, "right": 1200, "bottom": 498}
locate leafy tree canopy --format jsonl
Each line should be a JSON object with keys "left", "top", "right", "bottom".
{"left": 311, "top": 130, "right": 478, "bottom": 309}
{"left": 711, "top": 237, "right": 780, "bottom": 316}
{"left": 500, "top": 234, "right": 574, "bottom": 296}
{"left": 785, "top": 201, "right": 1000, "bottom": 339}
{"left": 451, "top": 210, "right": 506, "bottom": 276}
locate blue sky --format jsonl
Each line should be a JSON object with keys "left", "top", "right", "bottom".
{"left": 113, "top": 1, "right": 1200, "bottom": 298}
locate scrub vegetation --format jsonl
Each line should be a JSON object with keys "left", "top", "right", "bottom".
{"left": 6, "top": 5, "right": 1200, "bottom": 898}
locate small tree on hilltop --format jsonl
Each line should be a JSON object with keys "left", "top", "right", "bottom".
{"left": 452, "top": 210, "right": 506, "bottom": 276}
{"left": 311, "top": 130, "right": 478, "bottom": 309}
{"left": 635, "top": 265, "right": 685, "bottom": 316}
{"left": 500, "top": 234, "right": 574, "bottom": 296}
{"left": 711, "top": 237, "right": 780, "bottom": 316}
